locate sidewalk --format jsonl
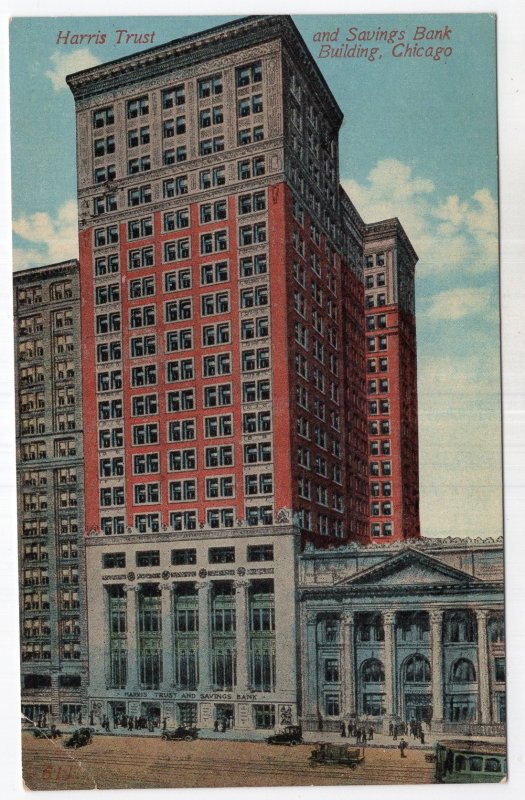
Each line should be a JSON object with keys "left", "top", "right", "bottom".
{"left": 23, "top": 723, "right": 505, "bottom": 749}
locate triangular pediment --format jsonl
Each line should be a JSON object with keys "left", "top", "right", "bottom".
{"left": 334, "top": 547, "right": 484, "bottom": 588}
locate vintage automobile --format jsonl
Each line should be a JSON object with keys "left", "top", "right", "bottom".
{"left": 266, "top": 725, "right": 304, "bottom": 746}
{"left": 64, "top": 727, "right": 94, "bottom": 748}
{"left": 161, "top": 726, "right": 199, "bottom": 741}
{"left": 309, "top": 743, "right": 365, "bottom": 769}
{"left": 435, "top": 739, "right": 507, "bottom": 783}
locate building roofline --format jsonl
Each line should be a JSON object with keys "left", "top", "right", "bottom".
{"left": 364, "top": 217, "right": 418, "bottom": 263}
{"left": 13, "top": 258, "right": 79, "bottom": 281}
{"left": 65, "top": 15, "right": 343, "bottom": 127}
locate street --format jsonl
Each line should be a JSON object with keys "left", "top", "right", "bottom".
{"left": 22, "top": 731, "right": 436, "bottom": 790}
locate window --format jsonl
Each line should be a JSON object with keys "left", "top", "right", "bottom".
{"left": 201, "top": 261, "right": 228, "bottom": 285}
{"left": 200, "top": 201, "right": 227, "bottom": 225}
{"left": 131, "top": 393, "right": 157, "bottom": 414}
{"left": 93, "top": 194, "right": 117, "bottom": 215}
{"left": 236, "top": 62, "right": 262, "bottom": 87}
{"left": 127, "top": 126, "right": 150, "bottom": 147}
{"left": 324, "top": 658, "right": 339, "bottom": 683}
{"left": 198, "top": 74, "right": 223, "bottom": 99}
{"left": 134, "top": 483, "right": 160, "bottom": 504}
{"left": 132, "top": 423, "right": 158, "bottom": 445}
{"left": 165, "top": 298, "right": 192, "bottom": 322}
{"left": 202, "top": 322, "right": 230, "bottom": 347}
{"left": 168, "top": 448, "right": 196, "bottom": 471}
{"left": 129, "top": 277, "right": 155, "bottom": 299}
{"left": 237, "top": 126, "right": 264, "bottom": 145}
{"left": 204, "top": 414, "right": 232, "bottom": 438}
{"left": 240, "top": 285, "right": 268, "bottom": 308}
{"left": 93, "top": 106, "right": 114, "bottom": 128}
{"left": 168, "top": 419, "right": 196, "bottom": 442}
{"left": 208, "top": 547, "right": 235, "bottom": 564}
{"left": 133, "top": 453, "right": 159, "bottom": 475}
{"left": 166, "top": 358, "right": 194, "bottom": 382}
{"left": 128, "top": 185, "right": 151, "bottom": 207}
{"left": 205, "top": 445, "right": 233, "bottom": 468}
{"left": 167, "top": 389, "right": 195, "bottom": 412}
{"left": 127, "top": 96, "right": 149, "bottom": 118}
{"left": 128, "top": 217, "right": 153, "bottom": 240}
{"left": 136, "top": 551, "right": 160, "bottom": 567}
{"left": 94, "top": 136, "right": 115, "bottom": 158}
{"left": 130, "top": 335, "right": 156, "bottom": 358}
{"left": 171, "top": 549, "right": 196, "bottom": 565}
{"left": 169, "top": 479, "right": 196, "bottom": 502}
{"left": 199, "top": 167, "right": 225, "bottom": 190}
{"left": 128, "top": 156, "right": 150, "bottom": 175}
{"left": 166, "top": 328, "right": 193, "bottom": 353}
{"left": 201, "top": 292, "right": 229, "bottom": 316}
{"left": 163, "top": 209, "right": 189, "bottom": 232}
{"left": 130, "top": 305, "right": 155, "bottom": 329}
{"left": 237, "top": 156, "right": 265, "bottom": 180}
{"left": 203, "top": 353, "right": 231, "bottom": 377}
{"left": 247, "top": 544, "right": 273, "bottom": 562}
{"left": 162, "top": 85, "right": 185, "bottom": 108}
{"left": 203, "top": 384, "right": 232, "bottom": 408}
{"left": 164, "top": 268, "right": 192, "bottom": 293}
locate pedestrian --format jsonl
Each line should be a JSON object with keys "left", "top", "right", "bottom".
{"left": 388, "top": 721, "right": 394, "bottom": 737}
{"left": 214, "top": 720, "right": 219, "bottom": 732}
{"left": 162, "top": 717, "right": 167, "bottom": 731}
{"left": 340, "top": 721, "right": 346, "bottom": 738}
{"left": 221, "top": 720, "right": 226, "bottom": 733}
{"left": 89, "top": 711, "right": 94, "bottom": 726}
{"left": 368, "top": 726, "right": 374, "bottom": 741}
{"left": 393, "top": 724, "right": 398, "bottom": 741}
{"left": 128, "top": 717, "right": 133, "bottom": 731}
{"left": 398, "top": 738, "right": 408, "bottom": 758}
{"left": 419, "top": 730, "right": 425, "bottom": 745}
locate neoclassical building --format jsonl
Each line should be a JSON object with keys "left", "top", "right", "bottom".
{"left": 299, "top": 536, "right": 505, "bottom": 736}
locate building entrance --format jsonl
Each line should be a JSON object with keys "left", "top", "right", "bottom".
{"left": 214, "top": 704, "right": 234, "bottom": 730}
{"left": 404, "top": 693, "right": 432, "bottom": 723}
{"left": 140, "top": 701, "right": 161, "bottom": 727}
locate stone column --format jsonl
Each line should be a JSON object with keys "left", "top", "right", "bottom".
{"left": 235, "top": 580, "right": 250, "bottom": 694}
{"left": 476, "top": 609, "right": 491, "bottom": 724}
{"left": 197, "top": 582, "right": 212, "bottom": 691}
{"left": 382, "top": 610, "right": 396, "bottom": 733}
{"left": 341, "top": 612, "right": 356, "bottom": 719}
{"left": 125, "top": 585, "right": 138, "bottom": 689}
{"left": 302, "top": 612, "right": 319, "bottom": 729}
{"left": 161, "top": 583, "right": 174, "bottom": 688}
{"left": 430, "top": 609, "right": 444, "bottom": 731}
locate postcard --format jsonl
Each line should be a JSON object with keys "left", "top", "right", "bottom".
{"left": 8, "top": 11, "right": 505, "bottom": 791}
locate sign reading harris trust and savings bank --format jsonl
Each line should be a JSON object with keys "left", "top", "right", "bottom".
{"left": 121, "top": 691, "right": 260, "bottom": 701}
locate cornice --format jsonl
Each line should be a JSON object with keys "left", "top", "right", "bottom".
{"left": 13, "top": 260, "right": 80, "bottom": 284}
{"left": 301, "top": 535, "right": 504, "bottom": 559}
{"left": 364, "top": 217, "right": 418, "bottom": 264}
{"left": 66, "top": 16, "right": 343, "bottom": 128}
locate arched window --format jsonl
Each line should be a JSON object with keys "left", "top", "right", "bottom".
{"left": 404, "top": 654, "right": 431, "bottom": 683}
{"left": 451, "top": 658, "right": 476, "bottom": 683}
{"left": 361, "top": 658, "right": 385, "bottom": 683}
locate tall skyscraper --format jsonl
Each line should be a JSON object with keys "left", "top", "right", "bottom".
{"left": 62, "top": 14, "right": 420, "bottom": 730}
{"left": 14, "top": 260, "right": 88, "bottom": 725}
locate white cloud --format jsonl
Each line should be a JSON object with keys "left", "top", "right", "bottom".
{"left": 342, "top": 159, "right": 498, "bottom": 277}
{"left": 45, "top": 49, "right": 101, "bottom": 92}
{"left": 425, "top": 287, "right": 494, "bottom": 321}
{"left": 13, "top": 200, "right": 79, "bottom": 270}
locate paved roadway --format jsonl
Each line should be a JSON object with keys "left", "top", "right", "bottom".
{"left": 22, "top": 731, "right": 436, "bottom": 790}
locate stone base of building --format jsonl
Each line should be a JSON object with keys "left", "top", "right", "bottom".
{"left": 88, "top": 695, "right": 298, "bottom": 734}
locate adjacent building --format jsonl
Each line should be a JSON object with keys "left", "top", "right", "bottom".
{"left": 299, "top": 536, "right": 505, "bottom": 736}
{"left": 14, "top": 260, "right": 88, "bottom": 725}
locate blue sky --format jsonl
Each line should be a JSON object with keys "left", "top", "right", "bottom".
{"left": 9, "top": 14, "right": 502, "bottom": 538}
